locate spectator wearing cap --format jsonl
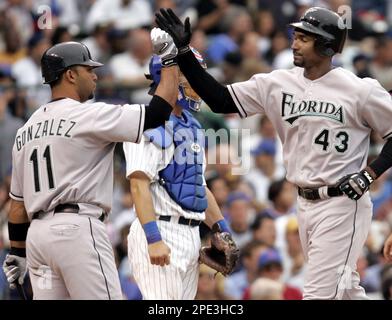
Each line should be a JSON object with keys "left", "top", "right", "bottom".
{"left": 225, "top": 191, "right": 253, "bottom": 249}
{"left": 11, "top": 32, "right": 51, "bottom": 111}
{"left": 224, "top": 239, "right": 268, "bottom": 299}
{"left": 245, "top": 138, "right": 285, "bottom": 204}
{"left": 242, "top": 248, "right": 302, "bottom": 300}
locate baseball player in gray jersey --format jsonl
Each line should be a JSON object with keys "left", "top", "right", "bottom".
{"left": 2, "top": 38, "right": 179, "bottom": 299}
{"left": 156, "top": 7, "right": 392, "bottom": 299}
{"left": 123, "top": 29, "right": 238, "bottom": 300}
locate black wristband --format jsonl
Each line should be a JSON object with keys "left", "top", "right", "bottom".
{"left": 10, "top": 247, "right": 26, "bottom": 257}
{"left": 369, "top": 138, "right": 392, "bottom": 178}
{"left": 8, "top": 222, "right": 30, "bottom": 241}
{"left": 178, "top": 45, "right": 191, "bottom": 55}
{"left": 143, "top": 95, "right": 172, "bottom": 131}
{"left": 161, "top": 56, "right": 177, "bottom": 67}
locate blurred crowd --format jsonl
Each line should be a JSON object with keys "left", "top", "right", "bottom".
{"left": 1, "top": 0, "right": 392, "bottom": 300}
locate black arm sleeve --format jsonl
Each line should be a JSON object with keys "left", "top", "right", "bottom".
{"left": 369, "top": 138, "right": 392, "bottom": 178}
{"left": 177, "top": 50, "right": 239, "bottom": 114}
{"left": 143, "top": 95, "right": 172, "bottom": 131}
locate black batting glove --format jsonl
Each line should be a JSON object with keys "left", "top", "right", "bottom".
{"left": 338, "top": 169, "right": 375, "bottom": 200}
{"left": 155, "top": 8, "right": 192, "bottom": 54}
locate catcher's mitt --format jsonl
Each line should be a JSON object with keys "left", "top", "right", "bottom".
{"left": 199, "top": 227, "right": 239, "bottom": 276}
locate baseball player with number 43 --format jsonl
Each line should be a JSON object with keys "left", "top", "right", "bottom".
{"left": 156, "top": 7, "right": 392, "bottom": 299}
{"left": 123, "top": 28, "right": 239, "bottom": 300}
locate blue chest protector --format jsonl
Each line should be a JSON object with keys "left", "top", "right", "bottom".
{"left": 144, "top": 110, "right": 207, "bottom": 213}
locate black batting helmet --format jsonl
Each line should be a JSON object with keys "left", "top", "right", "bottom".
{"left": 289, "top": 7, "right": 347, "bottom": 57}
{"left": 41, "top": 41, "right": 103, "bottom": 84}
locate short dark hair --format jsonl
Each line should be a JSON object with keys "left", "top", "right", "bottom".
{"left": 268, "top": 179, "right": 286, "bottom": 203}
{"left": 250, "top": 213, "right": 274, "bottom": 231}
{"left": 240, "top": 239, "right": 266, "bottom": 260}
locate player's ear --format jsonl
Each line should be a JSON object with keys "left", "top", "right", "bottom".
{"left": 64, "top": 67, "right": 78, "bottom": 84}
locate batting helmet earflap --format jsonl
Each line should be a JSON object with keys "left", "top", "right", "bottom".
{"left": 289, "top": 7, "right": 347, "bottom": 57}
{"left": 41, "top": 41, "right": 103, "bottom": 84}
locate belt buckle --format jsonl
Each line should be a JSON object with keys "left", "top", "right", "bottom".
{"left": 303, "top": 188, "right": 316, "bottom": 200}
{"left": 188, "top": 218, "right": 192, "bottom": 227}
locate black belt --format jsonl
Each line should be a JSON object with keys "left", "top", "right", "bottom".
{"left": 32, "top": 203, "right": 106, "bottom": 222}
{"left": 298, "top": 186, "right": 343, "bottom": 200}
{"left": 159, "top": 215, "right": 202, "bottom": 227}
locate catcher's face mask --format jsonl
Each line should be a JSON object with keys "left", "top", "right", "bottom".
{"left": 146, "top": 47, "right": 207, "bottom": 112}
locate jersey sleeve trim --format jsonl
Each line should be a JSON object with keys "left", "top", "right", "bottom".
{"left": 227, "top": 85, "right": 247, "bottom": 118}
{"left": 135, "top": 104, "right": 145, "bottom": 143}
{"left": 383, "top": 131, "right": 392, "bottom": 140}
{"left": 9, "top": 192, "right": 23, "bottom": 201}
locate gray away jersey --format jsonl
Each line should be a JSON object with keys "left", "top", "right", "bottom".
{"left": 10, "top": 98, "right": 145, "bottom": 219}
{"left": 228, "top": 67, "right": 392, "bottom": 187}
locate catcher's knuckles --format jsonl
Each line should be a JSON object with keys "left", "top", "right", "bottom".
{"left": 148, "top": 240, "right": 171, "bottom": 266}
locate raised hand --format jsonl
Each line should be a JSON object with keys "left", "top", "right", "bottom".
{"left": 150, "top": 27, "right": 177, "bottom": 67}
{"left": 155, "top": 8, "right": 192, "bottom": 53}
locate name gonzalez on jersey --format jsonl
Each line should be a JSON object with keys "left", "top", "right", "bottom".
{"left": 15, "top": 118, "right": 77, "bottom": 151}
{"left": 281, "top": 92, "right": 344, "bottom": 125}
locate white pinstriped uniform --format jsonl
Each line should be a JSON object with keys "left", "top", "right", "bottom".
{"left": 123, "top": 131, "right": 206, "bottom": 300}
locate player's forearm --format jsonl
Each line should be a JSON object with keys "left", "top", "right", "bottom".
{"left": 130, "top": 174, "right": 157, "bottom": 225}
{"left": 204, "top": 188, "right": 226, "bottom": 229}
{"left": 177, "top": 50, "right": 239, "bottom": 114}
{"left": 155, "top": 65, "right": 179, "bottom": 108}
{"left": 368, "top": 138, "right": 392, "bottom": 178}
{"left": 8, "top": 199, "right": 29, "bottom": 251}
{"left": 143, "top": 65, "right": 178, "bottom": 131}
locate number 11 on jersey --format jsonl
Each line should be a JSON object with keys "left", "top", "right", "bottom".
{"left": 29, "top": 145, "right": 55, "bottom": 193}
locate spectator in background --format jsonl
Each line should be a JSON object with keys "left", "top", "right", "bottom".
{"left": 249, "top": 277, "right": 284, "bottom": 300}
{"left": 224, "top": 239, "right": 267, "bottom": 299}
{"left": 109, "top": 28, "right": 152, "bottom": 103}
{"left": 255, "top": 9, "right": 276, "bottom": 56}
{"left": 257, "top": 0, "right": 297, "bottom": 32}
{"left": 225, "top": 191, "right": 254, "bottom": 248}
{"left": 11, "top": 32, "right": 51, "bottom": 112}
{"left": 0, "top": 15, "right": 26, "bottom": 65}
{"left": 206, "top": 172, "right": 229, "bottom": 212}
{"left": 195, "top": 0, "right": 232, "bottom": 35}
{"left": 283, "top": 217, "right": 305, "bottom": 291}
{"left": 51, "top": 26, "right": 74, "bottom": 46}
{"left": 369, "top": 169, "right": 392, "bottom": 219}
{"left": 0, "top": 69, "right": 24, "bottom": 184}
{"left": 206, "top": 8, "right": 253, "bottom": 65}
{"left": 243, "top": 248, "right": 302, "bottom": 300}
{"left": 352, "top": 53, "right": 373, "bottom": 79}
{"left": 369, "top": 36, "right": 392, "bottom": 90}
{"left": 81, "top": 23, "right": 111, "bottom": 63}
{"left": 195, "top": 264, "right": 228, "bottom": 300}
{"left": 245, "top": 139, "right": 285, "bottom": 203}
{"left": 85, "top": 0, "right": 153, "bottom": 33}
{"left": 250, "top": 213, "right": 276, "bottom": 247}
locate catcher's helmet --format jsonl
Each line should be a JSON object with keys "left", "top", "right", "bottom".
{"left": 146, "top": 47, "right": 206, "bottom": 112}
{"left": 41, "top": 41, "right": 103, "bottom": 84}
{"left": 289, "top": 7, "right": 347, "bottom": 57}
